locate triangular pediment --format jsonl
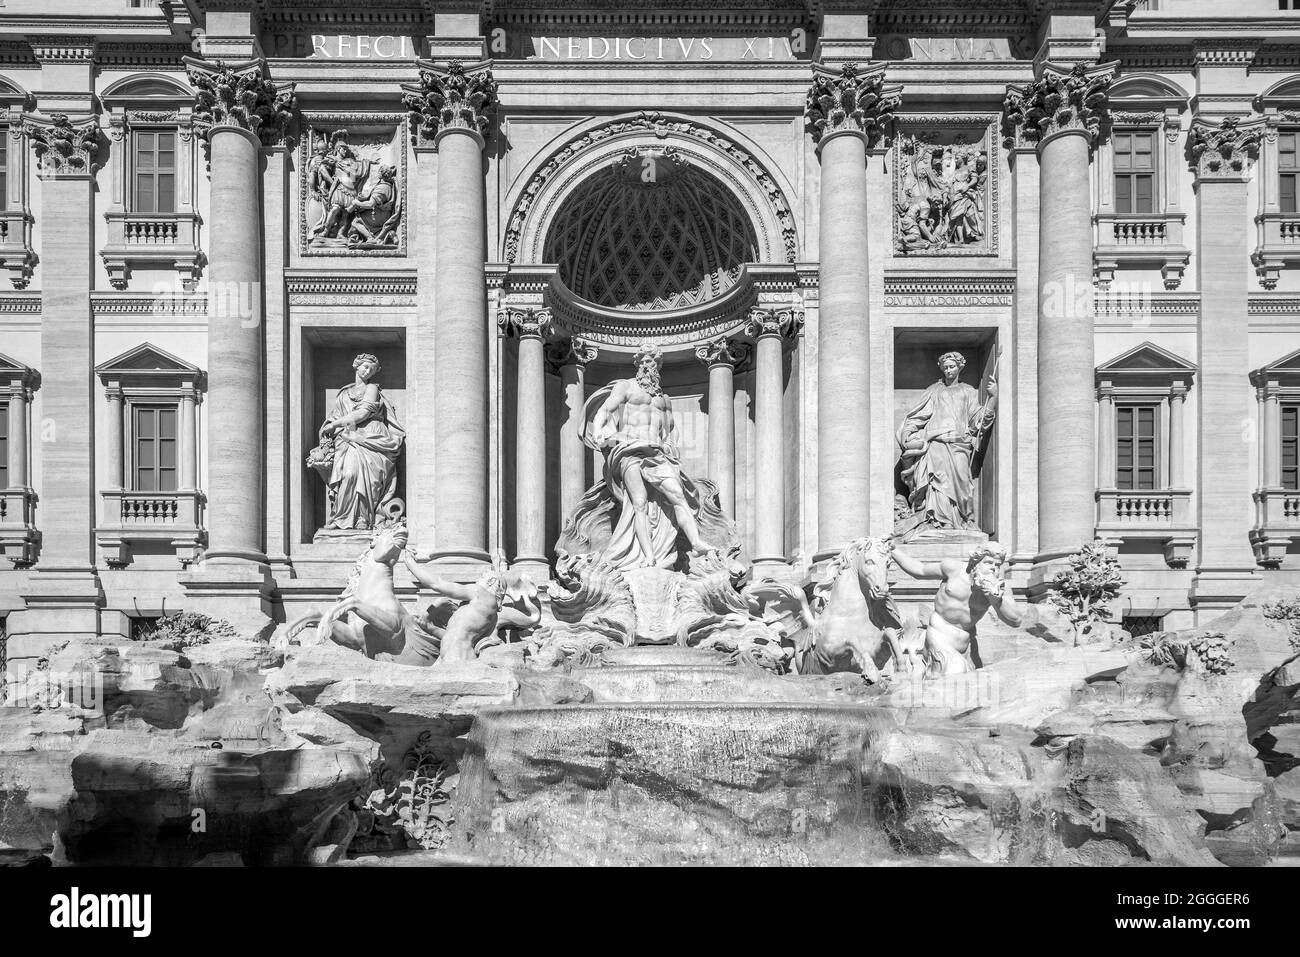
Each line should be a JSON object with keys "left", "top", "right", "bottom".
{"left": 0, "top": 351, "right": 33, "bottom": 375}
{"left": 1097, "top": 342, "right": 1196, "bottom": 376}
{"left": 96, "top": 342, "right": 200, "bottom": 377}
{"left": 1257, "top": 347, "right": 1300, "bottom": 376}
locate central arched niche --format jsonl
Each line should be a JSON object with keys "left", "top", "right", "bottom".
{"left": 543, "top": 151, "right": 759, "bottom": 312}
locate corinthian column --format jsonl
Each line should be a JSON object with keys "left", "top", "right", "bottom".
{"left": 1188, "top": 116, "right": 1264, "bottom": 586}
{"left": 184, "top": 59, "right": 294, "bottom": 566}
{"left": 1004, "top": 61, "right": 1114, "bottom": 562}
{"left": 403, "top": 61, "right": 498, "bottom": 567}
{"left": 746, "top": 308, "right": 802, "bottom": 568}
{"left": 500, "top": 306, "right": 552, "bottom": 578}
{"left": 548, "top": 337, "right": 598, "bottom": 523}
{"left": 15, "top": 113, "right": 101, "bottom": 647}
{"left": 694, "top": 337, "right": 748, "bottom": 519}
{"left": 806, "top": 63, "right": 899, "bottom": 560}
{"left": 175, "top": 59, "right": 293, "bottom": 634}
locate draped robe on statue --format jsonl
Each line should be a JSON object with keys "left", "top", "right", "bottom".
{"left": 322, "top": 386, "right": 405, "bottom": 529}
{"left": 896, "top": 381, "right": 994, "bottom": 531}
{"left": 556, "top": 383, "right": 735, "bottom": 571}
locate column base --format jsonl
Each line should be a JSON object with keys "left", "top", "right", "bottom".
{"left": 750, "top": 557, "right": 791, "bottom": 579}
{"left": 510, "top": 556, "right": 551, "bottom": 584}
{"left": 179, "top": 556, "right": 277, "bottom": 641}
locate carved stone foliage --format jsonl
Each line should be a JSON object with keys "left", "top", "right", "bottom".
{"left": 694, "top": 336, "right": 749, "bottom": 368}
{"left": 504, "top": 111, "right": 799, "bottom": 266}
{"left": 1002, "top": 62, "right": 1114, "bottom": 150}
{"left": 1187, "top": 116, "right": 1263, "bottom": 179}
{"left": 27, "top": 113, "right": 98, "bottom": 177}
{"left": 401, "top": 60, "right": 498, "bottom": 146}
{"left": 805, "top": 62, "right": 900, "bottom": 148}
{"left": 301, "top": 119, "right": 406, "bottom": 254}
{"left": 185, "top": 59, "right": 296, "bottom": 145}
{"left": 893, "top": 122, "right": 995, "bottom": 256}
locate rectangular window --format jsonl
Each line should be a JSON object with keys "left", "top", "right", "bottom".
{"left": 132, "top": 405, "right": 178, "bottom": 492}
{"left": 1283, "top": 403, "right": 1299, "bottom": 491}
{"left": 1116, "top": 404, "right": 1158, "bottom": 491}
{"left": 1282, "top": 131, "right": 1300, "bottom": 215}
{"left": 1122, "top": 615, "right": 1165, "bottom": 639}
{"left": 132, "top": 130, "right": 176, "bottom": 214}
{"left": 0, "top": 402, "right": 7, "bottom": 490}
{"left": 1114, "top": 131, "right": 1156, "bottom": 215}
{"left": 0, "top": 131, "right": 7, "bottom": 212}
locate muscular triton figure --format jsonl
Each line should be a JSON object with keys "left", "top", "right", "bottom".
{"left": 891, "top": 541, "right": 1022, "bottom": 676}
{"left": 586, "top": 344, "right": 718, "bottom": 569}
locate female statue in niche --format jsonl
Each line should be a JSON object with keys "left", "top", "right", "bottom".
{"left": 307, "top": 353, "right": 406, "bottom": 532}
{"left": 895, "top": 350, "right": 997, "bottom": 535}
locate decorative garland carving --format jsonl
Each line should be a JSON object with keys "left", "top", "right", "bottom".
{"left": 503, "top": 111, "right": 798, "bottom": 265}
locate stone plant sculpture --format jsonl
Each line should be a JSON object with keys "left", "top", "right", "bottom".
{"left": 283, "top": 526, "right": 540, "bottom": 667}
{"left": 1047, "top": 538, "right": 1125, "bottom": 643}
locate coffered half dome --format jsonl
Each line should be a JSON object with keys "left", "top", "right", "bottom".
{"left": 543, "top": 151, "right": 760, "bottom": 312}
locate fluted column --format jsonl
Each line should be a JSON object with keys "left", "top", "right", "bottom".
{"left": 500, "top": 307, "right": 551, "bottom": 576}
{"left": 184, "top": 59, "right": 294, "bottom": 565}
{"left": 548, "top": 337, "right": 598, "bottom": 523}
{"left": 1004, "top": 61, "right": 1115, "bottom": 560}
{"left": 747, "top": 308, "right": 802, "bottom": 567}
{"left": 105, "top": 389, "right": 124, "bottom": 490}
{"left": 180, "top": 389, "right": 198, "bottom": 491}
{"left": 1168, "top": 383, "right": 1187, "bottom": 489}
{"left": 404, "top": 61, "right": 498, "bottom": 566}
{"left": 1096, "top": 383, "right": 1115, "bottom": 489}
{"left": 694, "top": 337, "right": 748, "bottom": 518}
{"left": 1189, "top": 116, "right": 1264, "bottom": 580}
{"left": 806, "top": 63, "right": 898, "bottom": 560}
{"left": 9, "top": 382, "right": 28, "bottom": 491}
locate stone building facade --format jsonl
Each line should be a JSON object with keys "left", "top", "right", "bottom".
{"left": 1, "top": 0, "right": 1300, "bottom": 660}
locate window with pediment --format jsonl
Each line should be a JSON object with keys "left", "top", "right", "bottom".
{"left": 100, "top": 74, "right": 201, "bottom": 291}
{"left": 1250, "top": 348, "right": 1300, "bottom": 566}
{"left": 0, "top": 75, "right": 33, "bottom": 289}
{"left": 94, "top": 343, "right": 205, "bottom": 566}
{"left": 1094, "top": 342, "right": 1197, "bottom": 568}
{"left": 0, "top": 351, "right": 37, "bottom": 565}
{"left": 1094, "top": 75, "right": 1189, "bottom": 291}
{"left": 1254, "top": 78, "right": 1300, "bottom": 288}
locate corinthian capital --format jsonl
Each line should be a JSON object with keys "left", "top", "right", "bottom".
{"left": 27, "top": 113, "right": 98, "bottom": 178}
{"left": 1002, "top": 61, "right": 1116, "bottom": 151}
{"left": 546, "top": 337, "right": 599, "bottom": 372}
{"left": 498, "top": 306, "right": 553, "bottom": 340}
{"left": 402, "top": 60, "right": 499, "bottom": 148}
{"left": 805, "top": 62, "right": 900, "bottom": 149}
{"left": 694, "top": 337, "right": 750, "bottom": 369}
{"left": 1187, "top": 116, "right": 1264, "bottom": 180}
{"left": 185, "top": 58, "right": 297, "bottom": 145}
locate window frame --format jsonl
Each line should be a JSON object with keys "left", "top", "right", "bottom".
{"left": 0, "top": 399, "right": 8, "bottom": 490}
{"left": 1283, "top": 401, "right": 1299, "bottom": 491}
{"left": 129, "top": 126, "right": 178, "bottom": 215}
{"left": 1115, "top": 401, "right": 1161, "bottom": 491}
{"left": 1112, "top": 128, "right": 1158, "bottom": 217}
{"left": 129, "top": 400, "right": 179, "bottom": 493}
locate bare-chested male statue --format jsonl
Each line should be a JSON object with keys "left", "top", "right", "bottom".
{"left": 891, "top": 541, "right": 1022, "bottom": 676}
{"left": 577, "top": 343, "right": 719, "bottom": 570}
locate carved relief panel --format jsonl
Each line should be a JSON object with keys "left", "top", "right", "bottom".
{"left": 299, "top": 113, "right": 407, "bottom": 256}
{"left": 892, "top": 117, "right": 998, "bottom": 257}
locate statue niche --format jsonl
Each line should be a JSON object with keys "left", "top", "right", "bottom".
{"left": 307, "top": 352, "right": 406, "bottom": 539}
{"left": 304, "top": 127, "right": 404, "bottom": 252}
{"left": 894, "top": 130, "right": 990, "bottom": 255}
